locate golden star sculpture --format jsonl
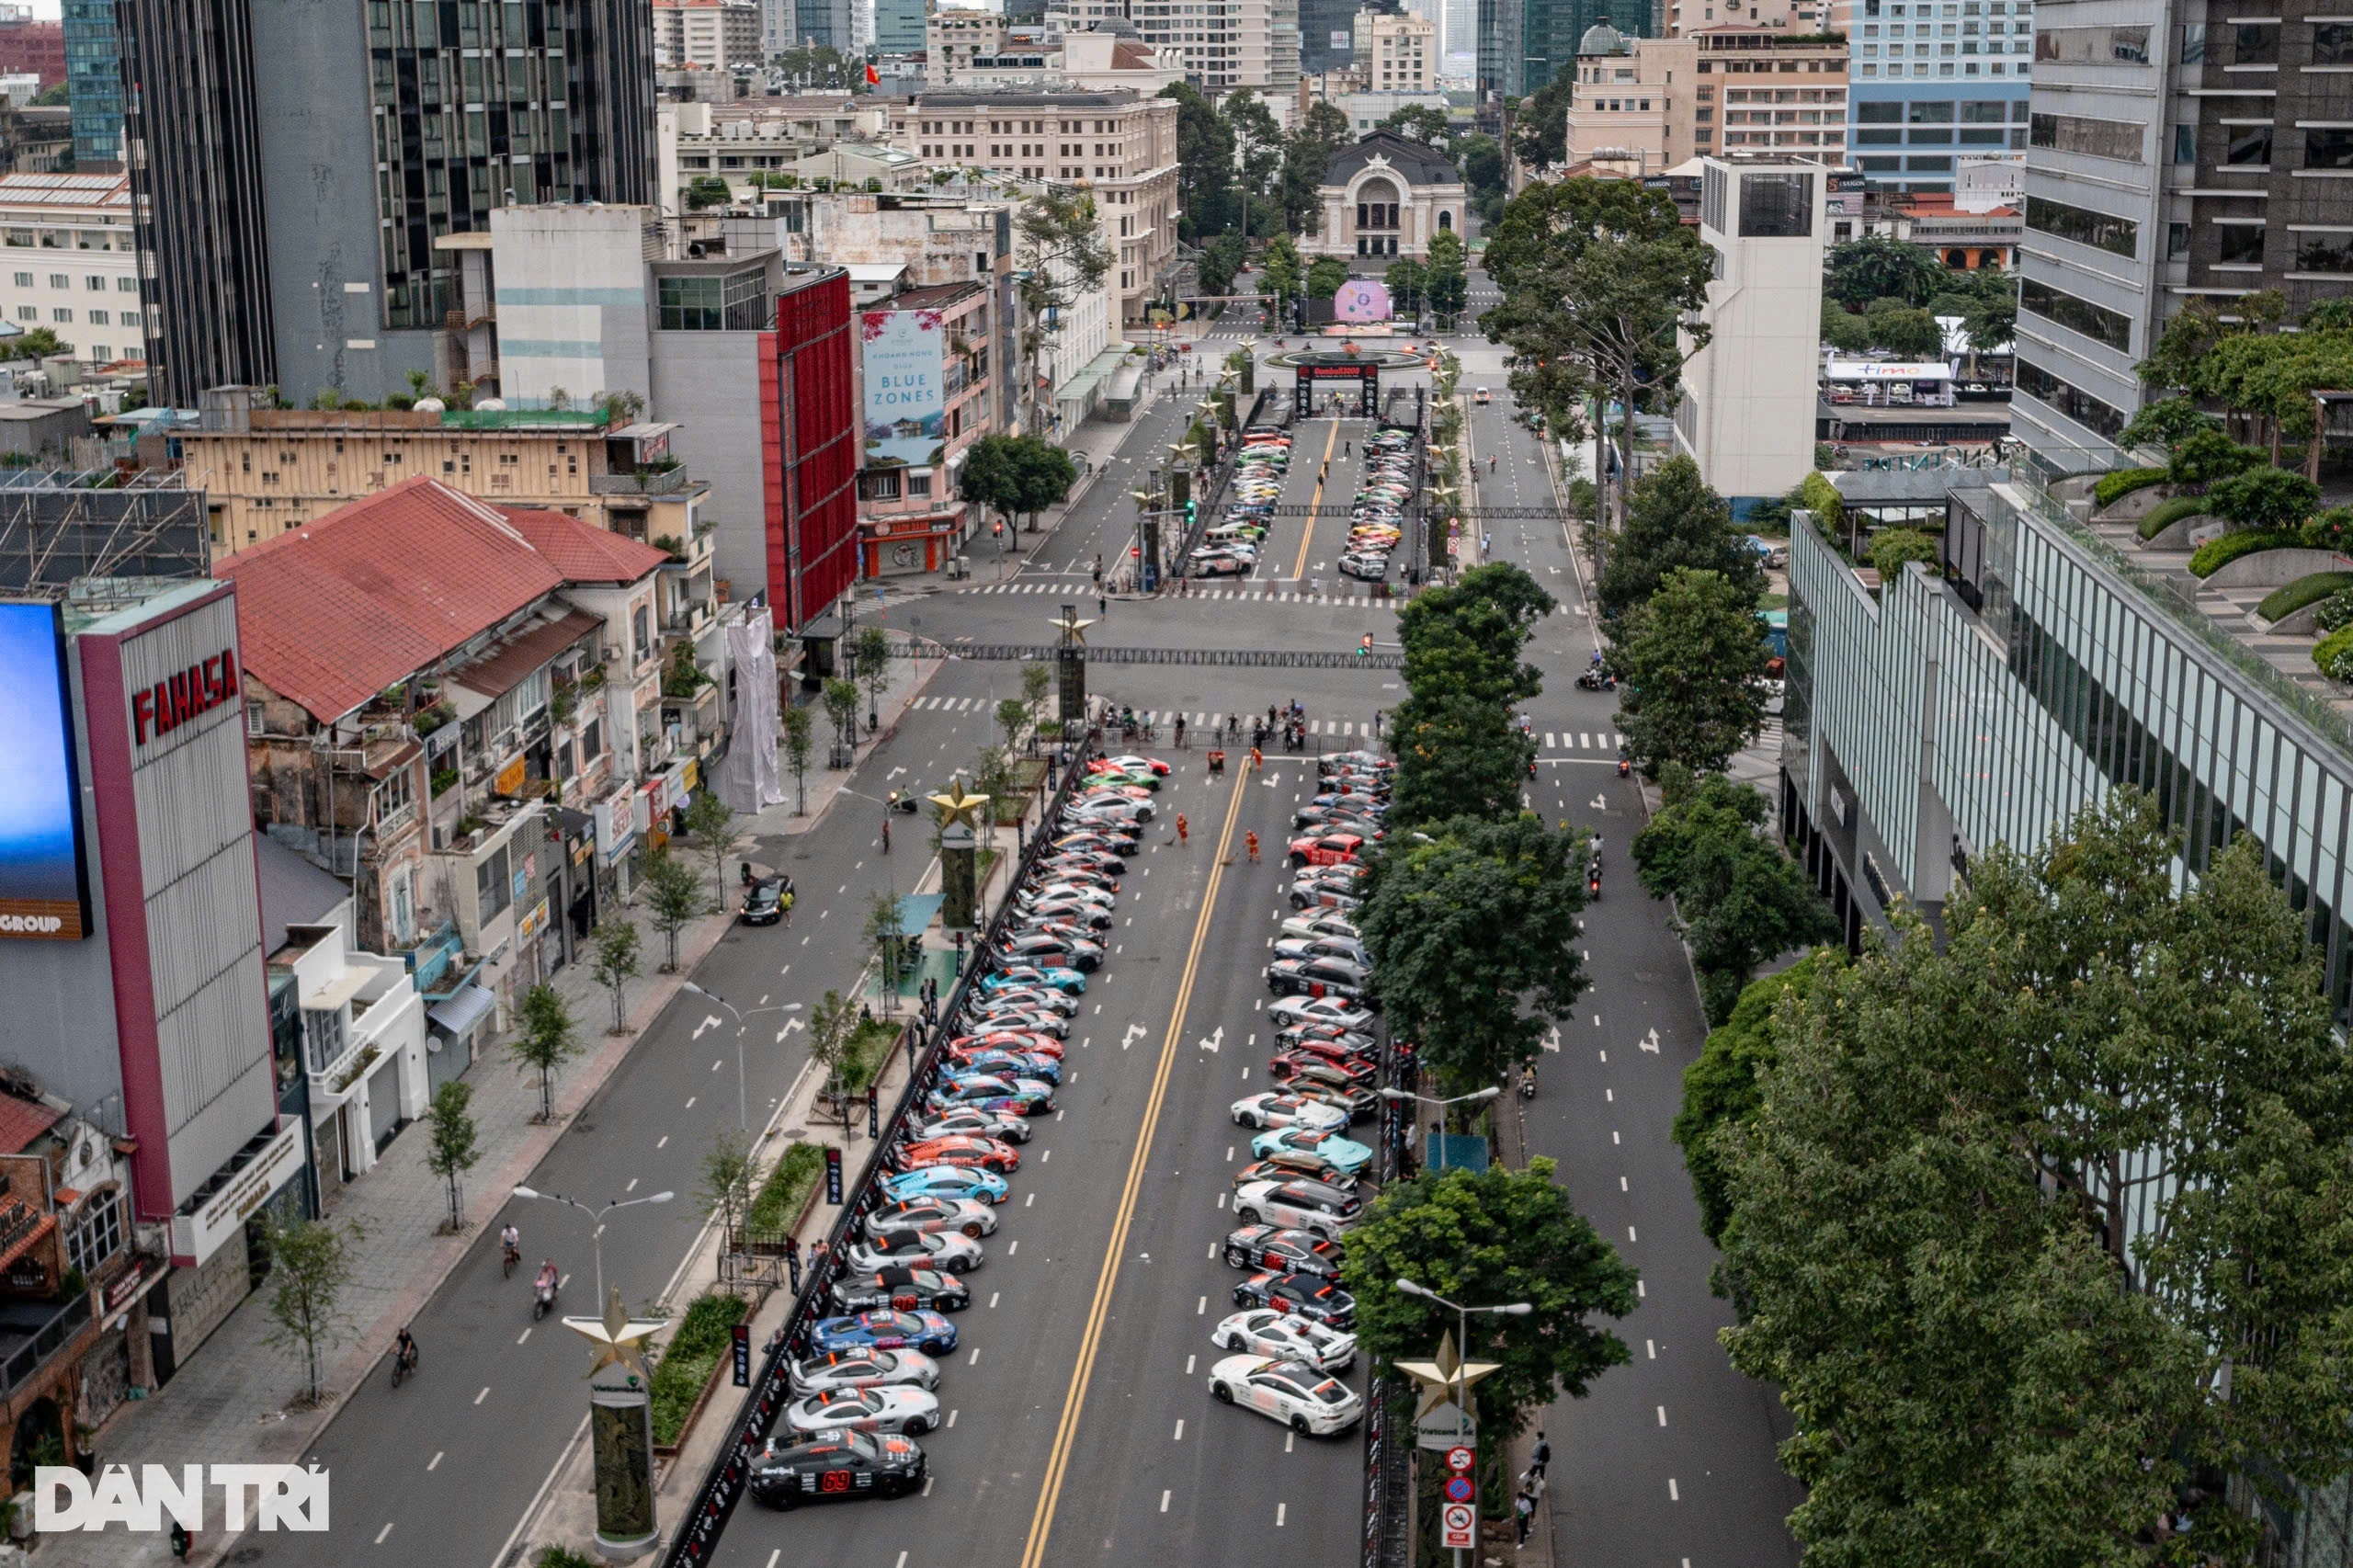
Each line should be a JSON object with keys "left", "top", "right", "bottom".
{"left": 1045, "top": 609, "right": 1095, "bottom": 646}
{"left": 563, "top": 1286, "right": 667, "bottom": 1381}
{"left": 929, "top": 779, "right": 991, "bottom": 830}
{"left": 1396, "top": 1329, "right": 1502, "bottom": 1421}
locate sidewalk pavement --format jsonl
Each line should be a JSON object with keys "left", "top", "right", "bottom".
{"left": 752, "top": 642, "right": 943, "bottom": 839}
{"left": 58, "top": 892, "right": 744, "bottom": 1568}
{"left": 1491, "top": 1094, "right": 1560, "bottom": 1568}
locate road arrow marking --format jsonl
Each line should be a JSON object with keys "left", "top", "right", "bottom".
{"left": 888, "top": 766, "right": 907, "bottom": 780}
{"left": 1591, "top": 794, "right": 1608, "bottom": 811}
{"left": 1122, "top": 1023, "right": 1147, "bottom": 1051}
{"left": 1542, "top": 1027, "right": 1561, "bottom": 1053}
{"left": 782, "top": 1017, "right": 806, "bottom": 1035}
{"left": 1640, "top": 1028, "right": 1661, "bottom": 1054}
{"left": 1199, "top": 1026, "right": 1224, "bottom": 1053}
{"left": 692, "top": 1015, "right": 722, "bottom": 1040}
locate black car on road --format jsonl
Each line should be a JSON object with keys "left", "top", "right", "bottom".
{"left": 747, "top": 1431, "right": 926, "bottom": 1510}
{"left": 1232, "top": 1270, "right": 1357, "bottom": 1328}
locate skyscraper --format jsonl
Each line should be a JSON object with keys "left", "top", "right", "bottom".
{"left": 60, "top": 0, "right": 119, "bottom": 168}
{"left": 120, "top": 0, "right": 654, "bottom": 408}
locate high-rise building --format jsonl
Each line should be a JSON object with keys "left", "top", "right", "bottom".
{"left": 1442, "top": 0, "right": 1474, "bottom": 75}
{"left": 0, "top": 10, "right": 63, "bottom": 89}
{"left": 1306, "top": 0, "right": 1386, "bottom": 74}
{"left": 1840, "top": 0, "right": 2032, "bottom": 195}
{"left": 795, "top": 0, "right": 855, "bottom": 52}
{"left": 59, "top": 0, "right": 119, "bottom": 168}
{"left": 119, "top": 0, "right": 654, "bottom": 409}
{"left": 1567, "top": 0, "right": 1844, "bottom": 168}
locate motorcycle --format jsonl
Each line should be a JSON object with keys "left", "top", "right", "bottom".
{"left": 1518, "top": 1069, "right": 1537, "bottom": 1101}
{"left": 532, "top": 1271, "right": 559, "bottom": 1322}
{"left": 1617, "top": 757, "right": 1631, "bottom": 778}
{"left": 1587, "top": 872, "right": 1601, "bottom": 900}
{"left": 1574, "top": 669, "right": 1616, "bottom": 692}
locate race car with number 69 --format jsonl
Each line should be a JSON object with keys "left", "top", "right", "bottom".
{"left": 747, "top": 1431, "right": 926, "bottom": 1510}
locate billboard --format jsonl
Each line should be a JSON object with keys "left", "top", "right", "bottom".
{"left": 859, "top": 308, "right": 948, "bottom": 469}
{"left": 1332, "top": 279, "right": 1392, "bottom": 324}
{"left": 0, "top": 600, "right": 88, "bottom": 939}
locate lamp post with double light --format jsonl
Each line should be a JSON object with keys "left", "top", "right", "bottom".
{"left": 509, "top": 1187, "right": 675, "bottom": 1304}
{"left": 1394, "top": 1278, "right": 1531, "bottom": 1565}
{"left": 681, "top": 982, "right": 802, "bottom": 1132}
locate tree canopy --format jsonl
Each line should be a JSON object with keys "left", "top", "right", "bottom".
{"left": 1595, "top": 454, "right": 1761, "bottom": 622}
{"left": 960, "top": 434, "right": 1077, "bottom": 528}
{"left": 1719, "top": 790, "right": 2353, "bottom": 1564}
{"left": 1668, "top": 948, "right": 1840, "bottom": 1244}
{"left": 1823, "top": 236, "right": 1947, "bottom": 310}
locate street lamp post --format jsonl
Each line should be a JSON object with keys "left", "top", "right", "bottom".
{"left": 682, "top": 982, "right": 803, "bottom": 1132}
{"left": 1378, "top": 1084, "right": 1500, "bottom": 1163}
{"left": 511, "top": 1187, "right": 676, "bottom": 1304}
{"left": 1395, "top": 1277, "right": 1533, "bottom": 1565}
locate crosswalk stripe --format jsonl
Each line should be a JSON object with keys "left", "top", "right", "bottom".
{"left": 1544, "top": 733, "right": 1556, "bottom": 748}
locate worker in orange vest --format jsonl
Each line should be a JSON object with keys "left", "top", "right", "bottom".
{"left": 1249, "top": 745, "right": 1263, "bottom": 770}
{"left": 1176, "top": 813, "right": 1189, "bottom": 847}
{"left": 1245, "top": 831, "right": 1260, "bottom": 863}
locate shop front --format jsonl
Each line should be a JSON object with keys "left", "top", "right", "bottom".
{"left": 860, "top": 509, "right": 969, "bottom": 576}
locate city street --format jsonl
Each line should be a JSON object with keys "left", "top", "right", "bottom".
{"left": 225, "top": 319, "right": 1798, "bottom": 1568}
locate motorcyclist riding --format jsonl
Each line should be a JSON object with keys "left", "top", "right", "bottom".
{"left": 500, "top": 1222, "right": 520, "bottom": 1276}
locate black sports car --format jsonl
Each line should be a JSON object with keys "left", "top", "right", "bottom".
{"left": 1222, "top": 1225, "right": 1346, "bottom": 1279}
{"left": 830, "top": 1265, "right": 972, "bottom": 1314}
{"left": 747, "top": 1430, "right": 926, "bottom": 1510}
{"left": 1232, "top": 1270, "right": 1357, "bottom": 1328}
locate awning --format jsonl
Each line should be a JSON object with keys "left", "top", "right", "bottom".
{"left": 452, "top": 609, "right": 603, "bottom": 701}
{"left": 426, "top": 983, "right": 496, "bottom": 1039}
{"left": 888, "top": 892, "right": 945, "bottom": 937}
{"left": 1105, "top": 364, "right": 1145, "bottom": 403}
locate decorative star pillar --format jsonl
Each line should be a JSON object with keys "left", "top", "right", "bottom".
{"left": 1050, "top": 606, "right": 1094, "bottom": 729}
{"left": 563, "top": 1287, "right": 670, "bottom": 1558}
{"left": 930, "top": 779, "right": 990, "bottom": 929}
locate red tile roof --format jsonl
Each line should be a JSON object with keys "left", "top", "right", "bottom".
{"left": 0, "top": 1094, "right": 60, "bottom": 1155}
{"left": 503, "top": 508, "right": 675, "bottom": 584}
{"left": 219, "top": 477, "right": 566, "bottom": 722}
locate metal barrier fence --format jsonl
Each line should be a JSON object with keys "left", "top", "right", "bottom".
{"left": 881, "top": 643, "right": 1406, "bottom": 670}
{"left": 665, "top": 751, "right": 1090, "bottom": 1568}
{"left": 1361, "top": 1006, "right": 1416, "bottom": 1566}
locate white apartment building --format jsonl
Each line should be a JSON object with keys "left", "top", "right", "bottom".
{"left": 1671, "top": 158, "right": 1827, "bottom": 504}
{"left": 0, "top": 171, "right": 140, "bottom": 364}
{"left": 659, "top": 97, "right": 898, "bottom": 211}
{"left": 654, "top": 0, "right": 763, "bottom": 69}
{"left": 957, "top": 30, "right": 1188, "bottom": 93}
{"left": 1359, "top": 10, "right": 1435, "bottom": 90}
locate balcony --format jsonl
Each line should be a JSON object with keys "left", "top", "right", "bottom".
{"left": 0, "top": 1294, "right": 91, "bottom": 1402}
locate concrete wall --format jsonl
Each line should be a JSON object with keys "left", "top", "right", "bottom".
{"left": 491, "top": 205, "right": 656, "bottom": 411}
{"left": 652, "top": 327, "right": 768, "bottom": 596}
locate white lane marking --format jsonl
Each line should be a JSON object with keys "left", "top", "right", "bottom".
{"left": 626, "top": 1177, "right": 639, "bottom": 1193}
{"left": 1639, "top": 1279, "right": 1646, "bottom": 1298}
{"left": 474, "top": 1386, "right": 490, "bottom": 1405}
{"left": 685, "top": 1096, "right": 695, "bottom": 1108}
{"left": 1620, "top": 1176, "right": 1629, "bottom": 1191}
{"left": 655, "top": 1135, "right": 668, "bottom": 1149}
{"left": 1658, "top": 1405, "right": 1668, "bottom": 1426}
{"left": 1162, "top": 1490, "right": 1173, "bottom": 1513}
{"left": 427, "top": 1451, "right": 443, "bottom": 1471}
{"left": 1007, "top": 1240, "right": 1017, "bottom": 1256}
{"left": 1185, "top": 1355, "right": 1196, "bottom": 1374}
{"left": 375, "top": 1523, "right": 394, "bottom": 1545}
{"left": 947, "top": 1409, "right": 959, "bottom": 1428}
{"left": 1669, "top": 1478, "right": 1680, "bottom": 1501}
{"left": 1041, "top": 1149, "right": 1051, "bottom": 1163}
{"left": 1277, "top": 1504, "right": 1288, "bottom": 1527}
{"left": 1174, "top": 1418, "right": 1186, "bottom": 1440}
{"left": 1629, "top": 1226, "right": 1638, "bottom": 1242}
{"left": 517, "top": 1328, "right": 531, "bottom": 1345}
{"left": 989, "top": 1291, "right": 1000, "bottom": 1309}
{"left": 1026, "top": 1192, "right": 1036, "bottom": 1207}
{"left": 1613, "top": 1131, "right": 1621, "bottom": 1144}
{"left": 1197, "top": 1295, "right": 1208, "bottom": 1314}
{"left": 970, "top": 1347, "right": 982, "bottom": 1365}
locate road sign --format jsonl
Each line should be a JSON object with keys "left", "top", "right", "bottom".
{"left": 1445, "top": 1446, "right": 1474, "bottom": 1472}
{"left": 1444, "top": 1475, "right": 1474, "bottom": 1503}
{"left": 1440, "top": 1503, "right": 1477, "bottom": 1549}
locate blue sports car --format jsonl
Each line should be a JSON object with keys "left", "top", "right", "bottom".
{"left": 978, "top": 964, "right": 1087, "bottom": 995}
{"left": 949, "top": 1050, "right": 1063, "bottom": 1085}
{"left": 880, "top": 1165, "right": 1010, "bottom": 1206}
{"left": 926, "top": 1073, "right": 1056, "bottom": 1117}
{"left": 1248, "top": 1127, "right": 1375, "bottom": 1176}
{"left": 808, "top": 1310, "right": 959, "bottom": 1358}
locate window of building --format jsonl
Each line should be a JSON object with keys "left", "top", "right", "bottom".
{"left": 1857, "top": 99, "right": 1903, "bottom": 122}
{"left": 2030, "top": 111, "right": 2143, "bottom": 161}
{"left": 2231, "top": 22, "right": 2279, "bottom": 66}
{"left": 6, "top": 272, "right": 23, "bottom": 288}
{"left": 2026, "top": 194, "right": 2140, "bottom": 256}
{"left": 2169, "top": 222, "right": 2192, "bottom": 259}
{"left": 2295, "top": 232, "right": 2353, "bottom": 274}
{"left": 2315, "top": 22, "right": 2353, "bottom": 65}
{"left": 45, "top": 273, "right": 64, "bottom": 290}
{"left": 2306, "top": 128, "right": 2353, "bottom": 169}
{"left": 477, "top": 843, "right": 512, "bottom": 922}
{"left": 1738, "top": 171, "right": 1813, "bottom": 235}
{"left": 2175, "top": 123, "right": 2198, "bottom": 163}
{"left": 115, "top": 276, "right": 135, "bottom": 292}
{"left": 2020, "top": 277, "right": 2132, "bottom": 348}
{"left": 1908, "top": 98, "right": 1953, "bottom": 121}
{"left": 65, "top": 1193, "right": 123, "bottom": 1278}
{"left": 859, "top": 468, "right": 902, "bottom": 501}
{"left": 2034, "top": 26, "right": 2150, "bottom": 64}
{"left": 84, "top": 275, "right": 104, "bottom": 291}
{"left": 49, "top": 308, "right": 68, "bottom": 323}
{"left": 657, "top": 276, "right": 722, "bottom": 330}
{"left": 2214, "top": 222, "right": 2267, "bottom": 265}
{"left": 303, "top": 1006, "right": 348, "bottom": 1076}
{"left": 2180, "top": 22, "right": 2205, "bottom": 62}
{"left": 2225, "top": 124, "right": 2274, "bottom": 165}
{"left": 2016, "top": 356, "right": 2126, "bottom": 437}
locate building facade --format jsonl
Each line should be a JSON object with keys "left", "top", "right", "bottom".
{"left": 1840, "top": 0, "right": 2032, "bottom": 194}
{"left": 761, "top": 267, "right": 860, "bottom": 628}
{"left": 1306, "top": 129, "right": 1467, "bottom": 258}
{"left": 0, "top": 11, "right": 61, "bottom": 87}
{"left": 120, "top": 0, "right": 654, "bottom": 409}
{"left": 1360, "top": 9, "right": 1437, "bottom": 87}
{"left": 1565, "top": 24, "right": 1699, "bottom": 168}
{"left": 854, "top": 280, "right": 992, "bottom": 575}
{"left": 654, "top": 0, "right": 764, "bottom": 68}
{"left": 1672, "top": 157, "right": 1827, "bottom": 504}
{"left": 0, "top": 171, "right": 138, "bottom": 363}
{"left": 1129, "top": 0, "right": 1299, "bottom": 90}
{"left": 59, "top": 0, "right": 117, "bottom": 167}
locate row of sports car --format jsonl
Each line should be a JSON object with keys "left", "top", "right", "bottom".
{"left": 1201, "top": 749, "right": 1402, "bottom": 1440}
{"left": 1336, "top": 429, "right": 1419, "bottom": 583}
{"left": 745, "top": 756, "right": 1176, "bottom": 1511}
{"left": 1189, "top": 427, "right": 1290, "bottom": 579}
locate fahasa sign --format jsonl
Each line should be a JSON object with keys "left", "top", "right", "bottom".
{"left": 131, "top": 650, "right": 238, "bottom": 747}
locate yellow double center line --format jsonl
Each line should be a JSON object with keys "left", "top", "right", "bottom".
{"left": 1017, "top": 756, "right": 1256, "bottom": 1568}
{"left": 1291, "top": 418, "right": 1341, "bottom": 582}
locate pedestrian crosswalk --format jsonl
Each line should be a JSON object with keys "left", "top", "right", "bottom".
{"left": 1540, "top": 732, "right": 1630, "bottom": 752}
{"left": 899, "top": 693, "right": 1628, "bottom": 751}
{"left": 959, "top": 582, "right": 1408, "bottom": 608}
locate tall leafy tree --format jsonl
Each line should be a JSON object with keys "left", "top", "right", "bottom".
{"left": 1669, "top": 949, "right": 1840, "bottom": 1244}
{"left": 1822, "top": 235, "right": 1945, "bottom": 310}
{"left": 1455, "top": 131, "right": 1506, "bottom": 202}
{"left": 1386, "top": 693, "right": 1533, "bottom": 830}
{"left": 1304, "top": 256, "right": 1349, "bottom": 301}
{"left": 1629, "top": 767, "right": 1836, "bottom": 1020}
{"left": 510, "top": 983, "right": 583, "bottom": 1121}
{"left": 1343, "top": 1161, "right": 1637, "bottom": 1443}
{"left": 1594, "top": 455, "right": 1761, "bottom": 622}
{"left": 1720, "top": 790, "right": 2353, "bottom": 1565}
{"left": 644, "top": 846, "right": 703, "bottom": 971}
{"left": 1377, "top": 103, "right": 1455, "bottom": 148}
{"left": 1279, "top": 100, "right": 1352, "bottom": 233}
{"left": 1423, "top": 227, "right": 1468, "bottom": 326}
{"left": 1160, "top": 83, "right": 1238, "bottom": 241}
{"left": 1259, "top": 234, "right": 1304, "bottom": 325}
{"left": 423, "top": 1080, "right": 480, "bottom": 1233}
{"left": 1508, "top": 74, "right": 1574, "bottom": 168}
{"left": 680, "top": 790, "right": 743, "bottom": 910}
{"left": 259, "top": 1214, "right": 358, "bottom": 1405}
{"left": 1013, "top": 189, "right": 1114, "bottom": 432}
{"left": 1397, "top": 562, "right": 1555, "bottom": 708}
{"left": 1197, "top": 232, "right": 1246, "bottom": 301}
{"left": 1358, "top": 813, "right": 1590, "bottom": 1097}
{"left": 1611, "top": 568, "right": 1773, "bottom": 779}
{"left": 1222, "top": 88, "right": 1286, "bottom": 193}
{"left": 1384, "top": 258, "right": 1427, "bottom": 315}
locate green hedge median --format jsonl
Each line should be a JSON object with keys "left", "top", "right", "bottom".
{"left": 650, "top": 1291, "right": 750, "bottom": 1447}
{"left": 2137, "top": 496, "right": 2210, "bottom": 540}
{"left": 744, "top": 1141, "right": 827, "bottom": 1237}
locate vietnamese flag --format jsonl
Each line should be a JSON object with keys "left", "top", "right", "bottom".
{"left": 865, "top": 62, "right": 879, "bottom": 85}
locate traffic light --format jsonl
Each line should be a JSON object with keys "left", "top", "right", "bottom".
{"left": 1185, "top": 497, "right": 1197, "bottom": 524}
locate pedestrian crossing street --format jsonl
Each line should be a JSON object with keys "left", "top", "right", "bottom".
{"left": 904, "top": 693, "right": 1627, "bottom": 752}
{"left": 960, "top": 581, "right": 1404, "bottom": 607}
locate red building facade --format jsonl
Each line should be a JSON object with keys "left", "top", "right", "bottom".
{"left": 0, "top": 18, "right": 63, "bottom": 87}
{"left": 760, "top": 267, "right": 859, "bottom": 631}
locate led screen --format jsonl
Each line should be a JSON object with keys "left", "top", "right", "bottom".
{"left": 0, "top": 601, "right": 87, "bottom": 938}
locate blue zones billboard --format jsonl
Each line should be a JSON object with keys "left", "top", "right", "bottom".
{"left": 0, "top": 601, "right": 88, "bottom": 938}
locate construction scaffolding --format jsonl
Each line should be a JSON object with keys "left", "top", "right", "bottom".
{"left": 0, "top": 471, "right": 209, "bottom": 601}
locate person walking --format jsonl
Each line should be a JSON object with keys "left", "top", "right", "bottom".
{"left": 1248, "top": 745, "right": 1262, "bottom": 770}
{"left": 1530, "top": 1432, "right": 1552, "bottom": 1483}
{"left": 1514, "top": 1487, "right": 1535, "bottom": 1546}
{"left": 1245, "top": 830, "right": 1260, "bottom": 863}
{"left": 784, "top": 1235, "right": 801, "bottom": 1293}
{"left": 1176, "top": 812, "right": 1189, "bottom": 848}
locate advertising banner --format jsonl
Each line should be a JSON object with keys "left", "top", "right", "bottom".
{"left": 860, "top": 309, "right": 948, "bottom": 469}
{"left": 0, "top": 601, "right": 88, "bottom": 939}
{"left": 1332, "top": 279, "right": 1392, "bottom": 324}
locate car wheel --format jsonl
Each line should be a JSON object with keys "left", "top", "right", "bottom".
{"left": 1225, "top": 1332, "right": 1250, "bottom": 1351}
{"left": 962, "top": 1221, "right": 984, "bottom": 1238}
{"left": 925, "top": 1339, "right": 951, "bottom": 1356}
{"left": 1236, "top": 1206, "right": 1261, "bottom": 1225}
{"left": 878, "top": 1477, "right": 909, "bottom": 1500}
{"left": 1290, "top": 853, "right": 1308, "bottom": 868}
{"left": 1236, "top": 1111, "right": 1257, "bottom": 1129}
{"left": 1233, "top": 1287, "right": 1253, "bottom": 1307}
{"left": 1212, "top": 1381, "right": 1234, "bottom": 1403}
{"left": 1224, "top": 1247, "right": 1248, "bottom": 1267}
{"left": 906, "top": 1415, "right": 932, "bottom": 1435}
{"left": 1290, "top": 1415, "right": 1312, "bottom": 1436}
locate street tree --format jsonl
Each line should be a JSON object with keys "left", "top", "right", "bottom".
{"left": 1014, "top": 189, "right": 1115, "bottom": 429}
{"left": 699, "top": 1128, "right": 756, "bottom": 1242}
{"left": 643, "top": 847, "right": 703, "bottom": 971}
{"left": 1342, "top": 1161, "right": 1637, "bottom": 1445}
{"left": 680, "top": 790, "right": 744, "bottom": 912}
{"left": 259, "top": 1212, "right": 360, "bottom": 1406}
{"left": 823, "top": 676, "right": 859, "bottom": 760}
{"left": 1259, "top": 235, "right": 1304, "bottom": 326}
{"left": 1396, "top": 562, "right": 1555, "bottom": 709}
{"left": 1508, "top": 73, "right": 1574, "bottom": 168}
{"left": 1378, "top": 104, "right": 1454, "bottom": 147}
{"left": 995, "top": 696, "right": 1029, "bottom": 757}
{"left": 806, "top": 989, "right": 860, "bottom": 1138}
{"left": 1823, "top": 235, "right": 1945, "bottom": 310}
{"left": 1304, "top": 256, "right": 1349, "bottom": 301}
{"left": 1384, "top": 258, "right": 1427, "bottom": 317}
{"left": 1423, "top": 227, "right": 1468, "bottom": 326}
{"left": 1862, "top": 301, "right": 1942, "bottom": 358}
{"left": 1718, "top": 790, "right": 2353, "bottom": 1565}
{"left": 782, "top": 703, "right": 815, "bottom": 814}
{"left": 1279, "top": 100, "right": 1351, "bottom": 233}
{"left": 1222, "top": 88, "right": 1286, "bottom": 193}
{"left": 1668, "top": 949, "right": 1840, "bottom": 1244}
{"left": 1455, "top": 131, "right": 1506, "bottom": 207}
{"left": 865, "top": 890, "right": 909, "bottom": 1012}
{"left": 853, "top": 625, "right": 893, "bottom": 729}
{"left": 1613, "top": 570, "right": 1774, "bottom": 781}
{"left": 1357, "top": 813, "right": 1589, "bottom": 1098}
{"left": 590, "top": 918, "right": 642, "bottom": 1034}
{"left": 1159, "top": 84, "right": 1237, "bottom": 241}
{"left": 1196, "top": 232, "right": 1246, "bottom": 301}
{"left": 423, "top": 1080, "right": 480, "bottom": 1233}
{"left": 1594, "top": 455, "right": 1761, "bottom": 622}
{"left": 510, "top": 983, "right": 583, "bottom": 1122}
{"left": 1385, "top": 693, "right": 1534, "bottom": 831}
{"left": 1021, "top": 662, "right": 1052, "bottom": 729}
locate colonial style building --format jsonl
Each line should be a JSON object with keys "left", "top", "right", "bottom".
{"left": 1306, "top": 130, "right": 1466, "bottom": 260}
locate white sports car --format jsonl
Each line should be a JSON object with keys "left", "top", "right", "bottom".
{"left": 788, "top": 1347, "right": 943, "bottom": 1397}
{"left": 842, "top": 1228, "right": 987, "bottom": 1275}
{"left": 1267, "top": 995, "right": 1376, "bottom": 1032}
{"left": 1229, "top": 1093, "right": 1349, "bottom": 1132}
{"left": 1211, "top": 1309, "right": 1358, "bottom": 1373}
{"left": 1206, "top": 1354, "right": 1364, "bottom": 1436}
{"left": 784, "top": 1384, "right": 943, "bottom": 1437}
